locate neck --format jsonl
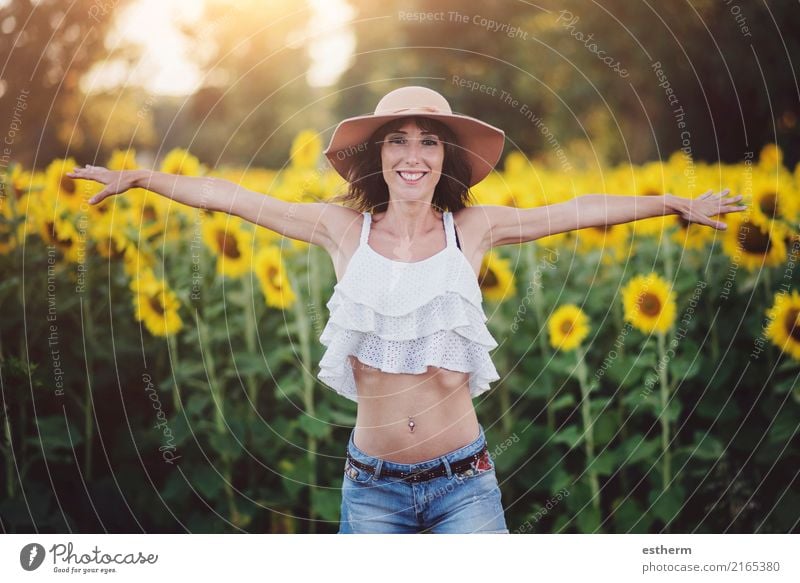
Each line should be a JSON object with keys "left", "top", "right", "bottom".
{"left": 378, "top": 200, "right": 441, "bottom": 240}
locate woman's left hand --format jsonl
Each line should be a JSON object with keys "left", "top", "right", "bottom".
{"left": 671, "top": 189, "right": 748, "bottom": 230}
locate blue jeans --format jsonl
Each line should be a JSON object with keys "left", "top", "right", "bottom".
{"left": 338, "top": 424, "right": 509, "bottom": 533}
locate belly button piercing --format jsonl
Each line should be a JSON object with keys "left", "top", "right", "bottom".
{"left": 408, "top": 416, "right": 415, "bottom": 433}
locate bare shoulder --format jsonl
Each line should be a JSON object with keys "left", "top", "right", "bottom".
{"left": 318, "top": 203, "right": 364, "bottom": 254}
{"left": 452, "top": 205, "right": 495, "bottom": 253}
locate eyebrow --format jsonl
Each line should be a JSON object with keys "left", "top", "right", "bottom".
{"left": 387, "top": 130, "right": 439, "bottom": 137}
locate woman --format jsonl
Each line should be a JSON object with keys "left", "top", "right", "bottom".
{"left": 68, "top": 85, "right": 746, "bottom": 534}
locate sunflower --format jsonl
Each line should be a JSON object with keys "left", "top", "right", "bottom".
{"left": 33, "top": 211, "right": 83, "bottom": 264}
{"left": 670, "top": 214, "right": 715, "bottom": 251}
{"left": 758, "top": 143, "right": 783, "bottom": 169}
{"left": 45, "top": 157, "right": 85, "bottom": 214}
{"left": 548, "top": 304, "right": 591, "bottom": 351}
{"left": 107, "top": 148, "right": 139, "bottom": 171}
{"left": 130, "top": 268, "right": 183, "bottom": 337}
{"left": 126, "top": 190, "right": 171, "bottom": 241}
{"left": 0, "top": 197, "right": 27, "bottom": 255}
{"left": 290, "top": 129, "right": 323, "bottom": 169}
{"left": 749, "top": 172, "right": 798, "bottom": 236}
{"left": 621, "top": 273, "right": 677, "bottom": 334}
{"left": 721, "top": 212, "right": 787, "bottom": 271}
{"left": 478, "top": 250, "right": 516, "bottom": 303}
{"left": 253, "top": 246, "right": 297, "bottom": 309}
{"left": 628, "top": 162, "right": 679, "bottom": 237}
{"left": 122, "top": 242, "right": 157, "bottom": 280}
{"left": 89, "top": 216, "right": 130, "bottom": 261}
{"left": 159, "top": 148, "right": 202, "bottom": 176}
{"left": 575, "top": 222, "right": 630, "bottom": 265}
{"left": 764, "top": 289, "right": 800, "bottom": 361}
{"left": 3, "top": 162, "right": 31, "bottom": 204}
{"left": 201, "top": 212, "right": 253, "bottom": 278}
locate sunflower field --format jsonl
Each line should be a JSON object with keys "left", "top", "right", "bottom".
{"left": 1, "top": 133, "right": 798, "bottom": 533}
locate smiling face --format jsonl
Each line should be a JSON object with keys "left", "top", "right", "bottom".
{"left": 380, "top": 119, "right": 444, "bottom": 208}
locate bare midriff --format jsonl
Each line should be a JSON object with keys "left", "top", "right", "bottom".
{"left": 349, "top": 355, "right": 481, "bottom": 463}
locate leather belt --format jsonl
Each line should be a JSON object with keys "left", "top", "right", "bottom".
{"left": 346, "top": 443, "right": 490, "bottom": 483}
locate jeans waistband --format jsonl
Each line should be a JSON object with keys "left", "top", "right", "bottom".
{"left": 347, "top": 424, "right": 487, "bottom": 479}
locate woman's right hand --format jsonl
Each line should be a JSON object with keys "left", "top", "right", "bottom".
{"left": 66, "top": 164, "right": 140, "bottom": 205}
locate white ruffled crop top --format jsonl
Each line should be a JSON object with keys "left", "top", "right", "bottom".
{"left": 317, "top": 210, "right": 500, "bottom": 403}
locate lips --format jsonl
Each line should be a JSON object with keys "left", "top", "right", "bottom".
{"left": 397, "top": 171, "right": 427, "bottom": 184}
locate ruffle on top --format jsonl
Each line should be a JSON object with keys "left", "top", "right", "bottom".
{"left": 316, "top": 211, "right": 501, "bottom": 403}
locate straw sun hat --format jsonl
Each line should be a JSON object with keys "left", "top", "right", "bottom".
{"left": 323, "top": 85, "right": 505, "bottom": 187}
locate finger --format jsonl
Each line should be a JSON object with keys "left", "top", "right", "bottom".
{"left": 89, "top": 190, "right": 110, "bottom": 204}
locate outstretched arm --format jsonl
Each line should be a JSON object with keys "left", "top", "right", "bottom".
{"left": 67, "top": 165, "right": 337, "bottom": 249}
{"left": 475, "top": 190, "right": 747, "bottom": 248}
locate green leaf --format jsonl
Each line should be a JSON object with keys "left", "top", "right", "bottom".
{"left": 193, "top": 464, "right": 224, "bottom": 499}
{"left": 208, "top": 431, "right": 243, "bottom": 461}
{"left": 648, "top": 485, "right": 685, "bottom": 524}
{"left": 576, "top": 504, "right": 601, "bottom": 533}
{"left": 311, "top": 486, "right": 342, "bottom": 523}
{"left": 549, "top": 393, "right": 576, "bottom": 413}
{"left": 681, "top": 431, "right": 724, "bottom": 461}
{"left": 619, "top": 436, "right": 661, "bottom": 464}
{"left": 298, "top": 415, "right": 332, "bottom": 439}
{"left": 186, "top": 393, "right": 210, "bottom": 416}
{"left": 279, "top": 456, "right": 312, "bottom": 502}
{"left": 768, "top": 409, "right": 800, "bottom": 444}
{"left": 552, "top": 424, "right": 583, "bottom": 449}
{"left": 233, "top": 352, "right": 268, "bottom": 377}
{"left": 591, "top": 449, "right": 618, "bottom": 476}
{"left": 27, "top": 415, "right": 84, "bottom": 460}
{"left": 612, "top": 497, "right": 653, "bottom": 533}
{"left": 662, "top": 399, "right": 682, "bottom": 423}
{"left": 593, "top": 411, "right": 620, "bottom": 446}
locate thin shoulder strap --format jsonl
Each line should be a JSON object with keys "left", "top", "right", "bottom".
{"left": 444, "top": 211, "right": 456, "bottom": 248}
{"left": 359, "top": 211, "right": 371, "bottom": 245}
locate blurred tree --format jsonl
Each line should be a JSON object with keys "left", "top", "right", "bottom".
{"left": 0, "top": 0, "right": 136, "bottom": 166}
{"left": 177, "top": 0, "right": 321, "bottom": 169}
{"left": 334, "top": 0, "right": 800, "bottom": 170}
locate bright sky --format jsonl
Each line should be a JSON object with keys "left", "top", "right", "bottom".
{"left": 83, "top": 0, "right": 355, "bottom": 95}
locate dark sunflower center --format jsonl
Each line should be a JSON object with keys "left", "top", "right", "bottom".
{"left": 479, "top": 266, "right": 498, "bottom": 290}
{"left": 143, "top": 205, "right": 157, "bottom": 223}
{"left": 785, "top": 308, "right": 800, "bottom": 342}
{"left": 758, "top": 193, "right": 779, "bottom": 219}
{"left": 149, "top": 294, "right": 166, "bottom": 315}
{"left": 61, "top": 176, "right": 76, "bottom": 195}
{"left": 739, "top": 221, "right": 772, "bottom": 254}
{"left": 216, "top": 229, "right": 241, "bottom": 259}
{"left": 642, "top": 189, "right": 661, "bottom": 196}
{"left": 560, "top": 320, "right": 575, "bottom": 335}
{"left": 268, "top": 265, "right": 280, "bottom": 288}
{"left": 639, "top": 292, "right": 662, "bottom": 317}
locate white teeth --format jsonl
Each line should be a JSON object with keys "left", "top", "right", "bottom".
{"left": 399, "top": 171, "right": 425, "bottom": 181}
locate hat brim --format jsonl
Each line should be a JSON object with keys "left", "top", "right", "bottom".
{"left": 323, "top": 111, "right": 505, "bottom": 187}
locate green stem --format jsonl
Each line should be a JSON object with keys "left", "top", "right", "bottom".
{"left": 527, "top": 243, "right": 555, "bottom": 433}
{"left": 4, "top": 404, "right": 13, "bottom": 499}
{"left": 762, "top": 268, "right": 775, "bottom": 369}
{"left": 168, "top": 333, "right": 182, "bottom": 413}
{"left": 198, "top": 310, "right": 238, "bottom": 524}
{"left": 83, "top": 256, "right": 94, "bottom": 481}
{"left": 657, "top": 330, "right": 671, "bottom": 495}
{"left": 291, "top": 251, "right": 317, "bottom": 533}
{"left": 242, "top": 275, "right": 258, "bottom": 422}
{"left": 575, "top": 346, "right": 600, "bottom": 513}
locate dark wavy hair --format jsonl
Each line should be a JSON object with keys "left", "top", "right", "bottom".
{"left": 328, "top": 116, "right": 476, "bottom": 213}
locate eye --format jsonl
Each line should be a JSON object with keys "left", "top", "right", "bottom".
{"left": 388, "top": 137, "right": 405, "bottom": 144}
{"left": 423, "top": 138, "right": 438, "bottom": 146}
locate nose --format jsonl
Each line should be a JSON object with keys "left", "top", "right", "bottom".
{"left": 405, "top": 138, "right": 423, "bottom": 164}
